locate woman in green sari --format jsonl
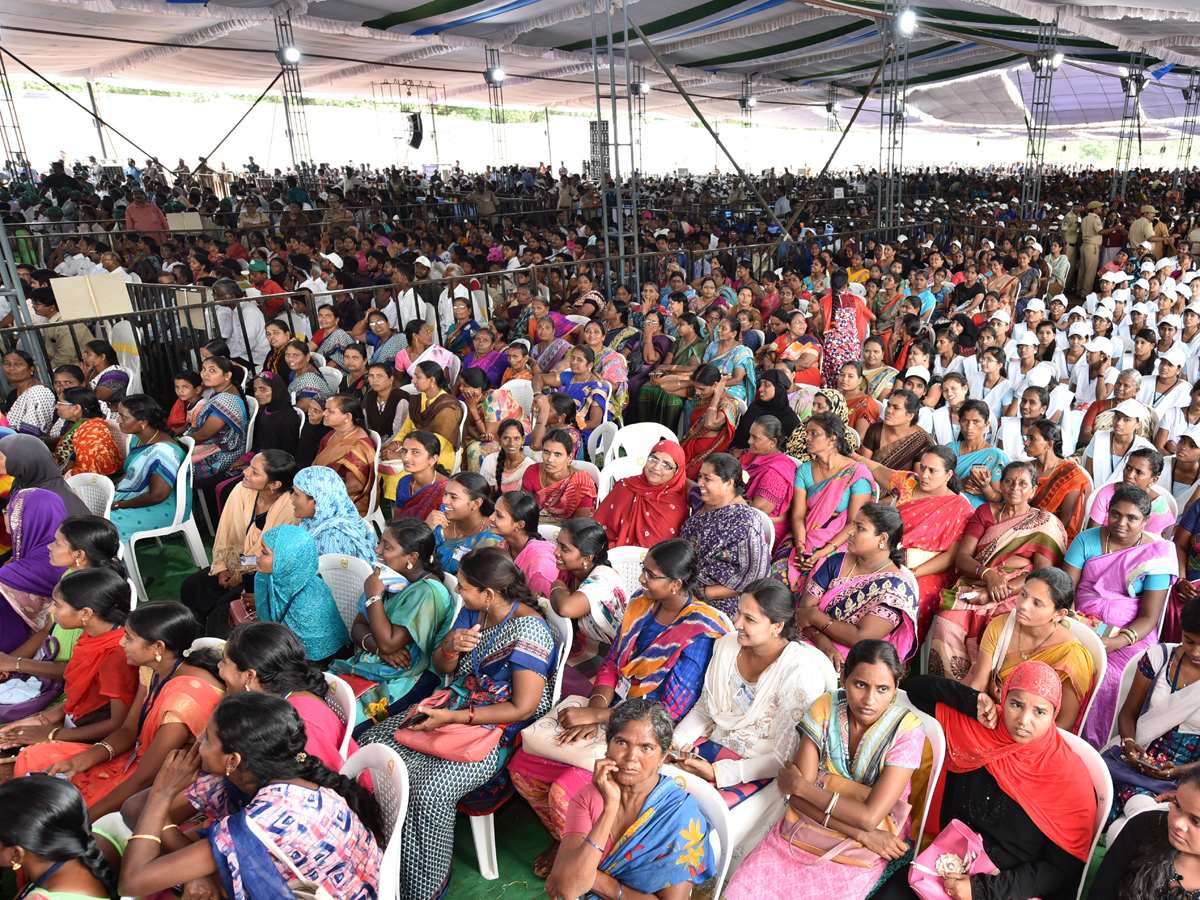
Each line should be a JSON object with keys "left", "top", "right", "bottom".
{"left": 640, "top": 313, "right": 707, "bottom": 430}
{"left": 330, "top": 517, "right": 455, "bottom": 727}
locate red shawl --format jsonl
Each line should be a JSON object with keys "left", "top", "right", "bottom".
{"left": 593, "top": 440, "right": 688, "bottom": 547}
{"left": 63, "top": 627, "right": 137, "bottom": 718}
{"left": 937, "top": 660, "right": 1096, "bottom": 861}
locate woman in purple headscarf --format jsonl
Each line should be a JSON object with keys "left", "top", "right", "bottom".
{"left": 0, "top": 488, "right": 69, "bottom": 651}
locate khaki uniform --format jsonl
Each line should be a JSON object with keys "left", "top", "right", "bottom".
{"left": 1062, "top": 210, "right": 1080, "bottom": 277}
{"left": 1078, "top": 212, "right": 1103, "bottom": 297}
{"left": 1128, "top": 216, "right": 1155, "bottom": 255}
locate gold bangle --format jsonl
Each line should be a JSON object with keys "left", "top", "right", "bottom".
{"left": 98, "top": 740, "right": 115, "bottom": 760}
{"left": 162, "top": 824, "right": 180, "bottom": 832}
{"left": 14, "top": 659, "right": 20, "bottom": 674}
{"left": 129, "top": 834, "right": 162, "bottom": 844}
{"left": 47, "top": 727, "right": 61, "bottom": 741}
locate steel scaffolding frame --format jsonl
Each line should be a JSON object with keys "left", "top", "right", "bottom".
{"left": 274, "top": 14, "right": 315, "bottom": 188}
{"left": 0, "top": 47, "right": 29, "bottom": 178}
{"left": 1177, "top": 68, "right": 1200, "bottom": 188}
{"left": 1019, "top": 19, "right": 1058, "bottom": 220}
{"left": 1111, "top": 51, "right": 1147, "bottom": 203}
{"left": 371, "top": 79, "right": 443, "bottom": 167}
{"left": 485, "top": 48, "right": 507, "bottom": 167}
{"left": 877, "top": 1, "right": 911, "bottom": 231}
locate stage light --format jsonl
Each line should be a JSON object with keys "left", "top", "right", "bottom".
{"left": 1051, "top": 51, "right": 1064, "bottom": 69}
{"left": 739, "top": 96, "right": 757, "bottom": 111}
{"left": 279, "top": 46, "right": 301, "bottom": 65}
{"left": 633, "top": 81, "right": 652, "bottom": 96}
{"left": 484, "top": 66, "right": 506, "bottom": 85}
{"left": 897, "top": 9, "right": 917, "bottom": 36}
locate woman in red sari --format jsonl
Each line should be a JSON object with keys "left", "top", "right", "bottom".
{"left": 521, "top": 428, "right": 597, "bottom": 524}
{"left": 15, "top": 602, "right": 224, "bottom": 819}
{"left": 858, "top": 446, "right": 977, "bottom": 641}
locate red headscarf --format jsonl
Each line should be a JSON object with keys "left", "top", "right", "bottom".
{"left": 936, "top": 660, "right": 1097, "bottom": 861}
{"left": 593, "top": 439, "right": 688, "bottom": 548}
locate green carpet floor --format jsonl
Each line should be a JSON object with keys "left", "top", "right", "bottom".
{"left": 137, "top": 534, "right": 549, "bottom": 900}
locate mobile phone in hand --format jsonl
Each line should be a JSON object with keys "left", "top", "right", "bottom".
{"left": 395, "top": 712, "right": 431, "bottom": 731}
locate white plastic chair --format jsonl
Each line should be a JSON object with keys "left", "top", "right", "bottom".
{"left": 1063, "top": 617, "right": 1109, "bottom": 737}
{"left": 67, "top": 473, "right": 115, "bottom": 520}
{"left": 599, "top": 456, "right": 643, "bottom": 498}
{"left": 792, "top": 640, "right": 839, "bottom": 692}
{"left": 896, "top": 689, "right": 947, "bottom": 853}
{"left": 499, "top": 378, "right": 533, "bottom": 419}
{"left": 190, "top": 636, "right": 226, "bottom": 655}
{"left": 573, "top": 460, "right": 602, "bottom": 496}
{"left": 1109, "top": 650, "right": 1153, "bottom": 742}
{"left": 244, "top": 395, "right": 259, "bottom": 453}
{"left": 607, "top": 546, "right": 650, "bottom": 601}
{"left": 588, "top": 421, "right": 618, "bottom": 466}
{"left": 1059, "top": 729, "right": 1113, "bottom": 900}
{"left": 320, "top": 365, "right": 344, "bottom": 393}
{"left": 125, "top": 437, "right": 208, "bottom": 606}
{"left": 317, "top": 553, "right": 375, "bottom": 633}
{"left": 662, "top": 765, "right": 733, "bottom": 900}
{"left": 751, "top": 506, "right": 775, "bottom": 555}
{"left": 602, "top": 422, "right": 677, "bottom": 468}
{"left": 340, "top": 745, "right": 408, "bottom": 900}
{"left": 323, "top": 672, "right": 357, "bottom": 762}
{"left": 366, "top": 430, "right": 386, "bottom": 536}
{"left": 566, "top": 314, "right": 591, "bottom": 328}
{"left": 540, "top": 523, "right": 562, "bottom": 544}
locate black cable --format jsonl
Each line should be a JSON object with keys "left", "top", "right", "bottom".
{"left": 205, "top": 70, "right": 284, "bottom": 161}
{"left": 0, "top": 46, "right": 162, "bottom": 163}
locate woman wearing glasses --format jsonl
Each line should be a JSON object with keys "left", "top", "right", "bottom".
{"left": 593, "top": 440, "right": 689, "bottom": 548}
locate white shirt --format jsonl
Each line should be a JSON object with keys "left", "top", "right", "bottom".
{"left": 217, "top": 302, "right": 269, "bottom": 368}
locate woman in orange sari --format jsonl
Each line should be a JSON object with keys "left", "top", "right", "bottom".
{"left": 1026, "top": 418, "right": 1090, "bottom": 543}
{"left": 663, "top": 364, "right": 739, "bottom": 480}
{"left": 858, "top": 445, "right": 977, "bottom": 641}
{"left": 15, "top": 602, "right": 224, "bottom": 819}
{"left": 53, "top": 388, "right": 120, "bottom": 478}
{"left": 313, "top": 394, "right": 377, "bottom": 515}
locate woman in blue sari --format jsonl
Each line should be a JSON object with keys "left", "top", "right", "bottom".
{"left": 110, "top": 395, "right": 187, "bottom": 542}
{"left": 445, "top": 296, "right": 482, "bottom": 358}
{"left": 703, "top": 316, "right": 756, "bottom": 405}
{"left": 560, "top": 345, "right": 611, "bottom": 445}
{"left": 360, "top": 547, "right": 558, "bottom": 900}
{"left": 290, "top": 465, "right": 378, "bottom": 562}
{"left": 330, "top": 518, "right": 456, "bottom": 726}
{"left": 188, "top": 356, "right": 248, "bottom": 484}
{"left": 546, "top": 698, "right": 714, "bottom": 900}
{"left": 947, "top": 398, "right": 1010, "bottom": 508}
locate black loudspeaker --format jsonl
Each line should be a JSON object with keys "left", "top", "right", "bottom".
{"left": 408, "top": 113, "right": 423, "bottom": 149}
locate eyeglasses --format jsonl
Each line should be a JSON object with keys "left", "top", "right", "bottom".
{"left": 645, "top": 456, "right": 678, "bottom": 472}
{"left": 640, "top": 567, "right": 671, "bottom": 581}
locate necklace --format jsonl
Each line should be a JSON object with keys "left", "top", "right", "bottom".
{"left": 847, "top": 554, "right": 891, "bottom": 578}
{"left": 145, "top": 428, "right": 161, "bottom": 445}
{"left": 1103, "top": 528, "right": 1145, "bottom": 553}
{"left": 446, "top": 517, "right": 485, "bottom": 541}
{"left": 1017, "top": 621, "right": 1058, "bottom": 660}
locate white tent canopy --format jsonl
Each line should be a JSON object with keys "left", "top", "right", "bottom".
{"left": 2, "top": 0, "right": 1199, "bottom": 134}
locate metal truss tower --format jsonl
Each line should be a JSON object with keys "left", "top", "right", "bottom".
{"left": 0, "top": 45, "right": 29, "bottom": 177}
{"left": 485, "top": 48, "right": 507, "bottom": 167}
{"left": 1019, "top": 18, "right": 1059, "bottom": 220}
{"left": 1111, "top": 51, "right": 1147, "bottom": 203}
{"left": 274, "top": 14, "right": 315, "bottom": 187}
{"left": 877, "top": 1, "right": 912, "bottom": 231}
{"left": 1176, "top": 68, "right": 1200, "bottom": 189}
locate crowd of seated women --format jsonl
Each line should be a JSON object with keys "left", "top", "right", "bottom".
{"left": 13, "top": 226, "right": 1200, "bottom": 900}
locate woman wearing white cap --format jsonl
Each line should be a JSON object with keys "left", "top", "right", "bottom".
{"left": 1159, "top": 426, "right": 1200, "bottom": 504}
{"left": 1055, "top": 321, "right": 1089, "bottom": 382}
{"left": 1156, "top": 381, "right": 1200, "bottom": 456}
{"left": 1005, "top": 334, "right": 1046, "bottom": 412}
{"left": 1082, "top": 398, "right": 1156, "bottom": 485}
{"left": 1079, "top": 369, "right": 1147, "bottom": 450}
{"left": 1157, "top": 314, "right": 1184, "bottom": 355}
{"left": 1139, "top": 344, "right": 1191, "bottom": 414}
{"left": 1071, "top": 335, "right": 1120, "bottom": 410}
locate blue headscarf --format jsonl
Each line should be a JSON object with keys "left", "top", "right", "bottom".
{"left": 292, "top": 466, "right": 377, "bottom": 562}
{"left": 254, "top": 525, "right": 348, "bottom": 661}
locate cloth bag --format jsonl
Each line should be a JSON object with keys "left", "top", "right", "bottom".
{"left": 244, "top": 815, "right": 333, "bottom": 900}
{"left": 519, "top": 694, "right": 607, "bottom": 771}
{"left": 392, "top": 688, "right": 503, "bottom": 763}
{"left": 908, "top": 819, "right": 1000, "bottom": 900}
{"left": 781, "top": 771, "right": 911, "bottom": 868}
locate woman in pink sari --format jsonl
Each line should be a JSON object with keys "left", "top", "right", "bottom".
{"left": 1064, "top": 483, "right": 1179, "bottom": 747}
{"left": 742, "top": 417, "right": 797, "bottom": 547}
{"left": 857, "top": 446, "right": 976, "bottom": 641}
{"left": 769, "top": 413, "right": 875, "bottom": 592}
{"left": 795, "top": 503, "right": 920, "bottom": 669}
{"left": 929, "top": 461, "right": 1068, "bottom": 680}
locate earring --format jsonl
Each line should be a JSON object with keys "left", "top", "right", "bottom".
{"left": 155, "top": 652, "right": 162, "bottom": 662}
{"left": 225, "top": 762, "right": 234, "bottom": 777}
{"left": 11, "top": 862, "right": 20, "bottom": 872}
{"left": 879, "top": 541, "right": 885, "bottom": 550}
{"left": 406, "top": 563, "right": 413, "bottom": 571}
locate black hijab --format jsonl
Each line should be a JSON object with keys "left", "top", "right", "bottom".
{"left": 0, "top": 434, "right": 93, "bottom": 519}
{"left": 250, "top": 372, "right": 299, "bottom": 453}
{"left": 730, "top": 369, "right": 801, "bottom": 450}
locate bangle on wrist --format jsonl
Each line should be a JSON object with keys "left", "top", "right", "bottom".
{"left": 98, "top": 740, "right": 115, "bottom": 760}
{"left": 129, "top": 834, "right": 162, "bottom": 844}
{"left": 48, "top": 727, "right": 61, "bottom": 741}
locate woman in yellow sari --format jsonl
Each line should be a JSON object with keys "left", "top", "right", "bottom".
{"left": 313, "top": 395, "right": 377, "bottom": 516}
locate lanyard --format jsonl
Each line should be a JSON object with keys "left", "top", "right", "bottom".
{"left": 471, "top": 602, "right": 518, "bottom": 684}
{"left": 139, "top": 658, "right": 184, "bottom": 735}
{"left": 16, "top": 861, "right": 66, "bottom": 900}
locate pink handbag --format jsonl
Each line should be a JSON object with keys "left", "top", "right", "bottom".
{"left": 392, "top": 689, "right": 504, "bottom": 763}
{"left": 908, "top": 819, "right": 1000, "bottom": 900}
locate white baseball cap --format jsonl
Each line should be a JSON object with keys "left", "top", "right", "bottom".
{"left": 1156, "top": 257, "right": 1176, "bottom": 271}
{"left": 319, "top": 252, "right": 343, "bottom": 269}
{"left": 1068, "top": 322, "right": 1092, "bottom": 338}
{"left": 1025, "top": 298, "right": 1047, "bottom": 312}
{"left": 1084, "top": 336, "right": 1114, "bottom": 355}
{"left": 1133, "top": 278, "right": 1151, "bottom": 291}
{"left": 1185, "top": 302, "right": 1200, "bottom": 317}
{"left": 1015, "top": 332, "right": 1039, "bottom": 346}
{"left": 1051, "top": 293, "right": 1068, "bottom": 305}
{"left": 990, "top": 309, "right": 1012, "bottom": 324}
{"left": 1112, "top": 289, "right": 1131, "bottom": 304}
{"left": 1161, "top": 345, "right": 1189, "bottom": 367}
{"left": 1180, "top": 425, "right": 1200, "bottom": 447}
{"left": 1101, "top": 271, "right": 1126, "bottom": 283}
{"left": 1092, "top": 307, "right": 1113, "bottom": 321}
{"left": 1182, "top": 271, "right": 1200, "bottom": 285}
{"left": 1026, "top": 365, "right": 1054, "bottom": 388}
{"left": 1161, "top": 314, "right": 1183, "bottom": 330}
{"left": 1114, "top": 398, "right": 1148, "bottom": 419}
{"left": 904, "top": 365, "right": 931, "bottom": 383}
{"left": 1139, "top": 240, "right": 1154, "bottom": 250}
{"left": 1132, "top": 302, "right": 1153, "bottom": 316}
{"left": 1140, "top": 262, "right": 1156, "bottom": 273}
{"left": 414, "top": 255, "right": 433, "bottom": 269}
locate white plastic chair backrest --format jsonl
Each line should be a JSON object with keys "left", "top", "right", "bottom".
{"left": 538, "top": 600, "right": 573, "bottom": 707}
{"left": 660, "top": 765, "right": 732, "bottom": 900}
{"left": 323, "top": 672, "right": 356, "bottom": 762}
{"left": 607, "top": 546, "right": 649, "bottom": 602}
{"left": 1109, "top": 649, "right": 1158, "bottom": 742}
{"left": 750, "top": 506, "right": 776, "bottom": 555}
{"left": 443, "top": 573, "right": 463, "bottom": 633}
{"left": 311, "top": 352, "right": 326, "bottom": 367}
{"left": 603, "top": 422, "right": 677, "bottom": 467}
{"left": 67, "top": 473, "right": 115, "bottom": 520}
{"left": 566, "top": 314, "right": 591, "bottom": 327}
{"left": 599, "top": 457, "right": 644, "bottom": 498}
{"left": 317, "top": 554, "right": 375, "bottom": 632}
{"left": 174, "top": 437, "right": 196, "bottom": 526}
{"left": 500, "top": 378, "right": 534, "bottom": 418}
{"left": 339, "top": 745, "right": 408, "bottom": 900}
{"left": 540, "top": 523, "right": 562, "bottom": 545}
{"left": 1062, "top": 617, "right": 1109, "bottom": 737}
{"left": 244, "top": 396, "right": 259, "bottom": 454}
{"left": 190, "top": 636, "right": 226, "bottom": 655}
{"left": 1086, "top": 480, "right": 1177, "bottom": 528}
{"left": 320, "top": 366, "right": 344, "bottom": 392}
{"left": 445, "top": 353, "right": 461, "bottom": 388}
{"left": 588, "top": 421, "right": 618, "bottom": 466}
{"left": 1059, "top": 729, "right": 1113, "bottom": 900}
{"left": 295, "top": 407, "right": 306, "bottom": 431}
{"left": 792, "top": 640, "right": 839, "bottom": 692}
{"left": 572, "top": 460, "right": 602, "bottom": 495}
{"left": 895, "top": 689, "right": 946, "bottom": 854}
